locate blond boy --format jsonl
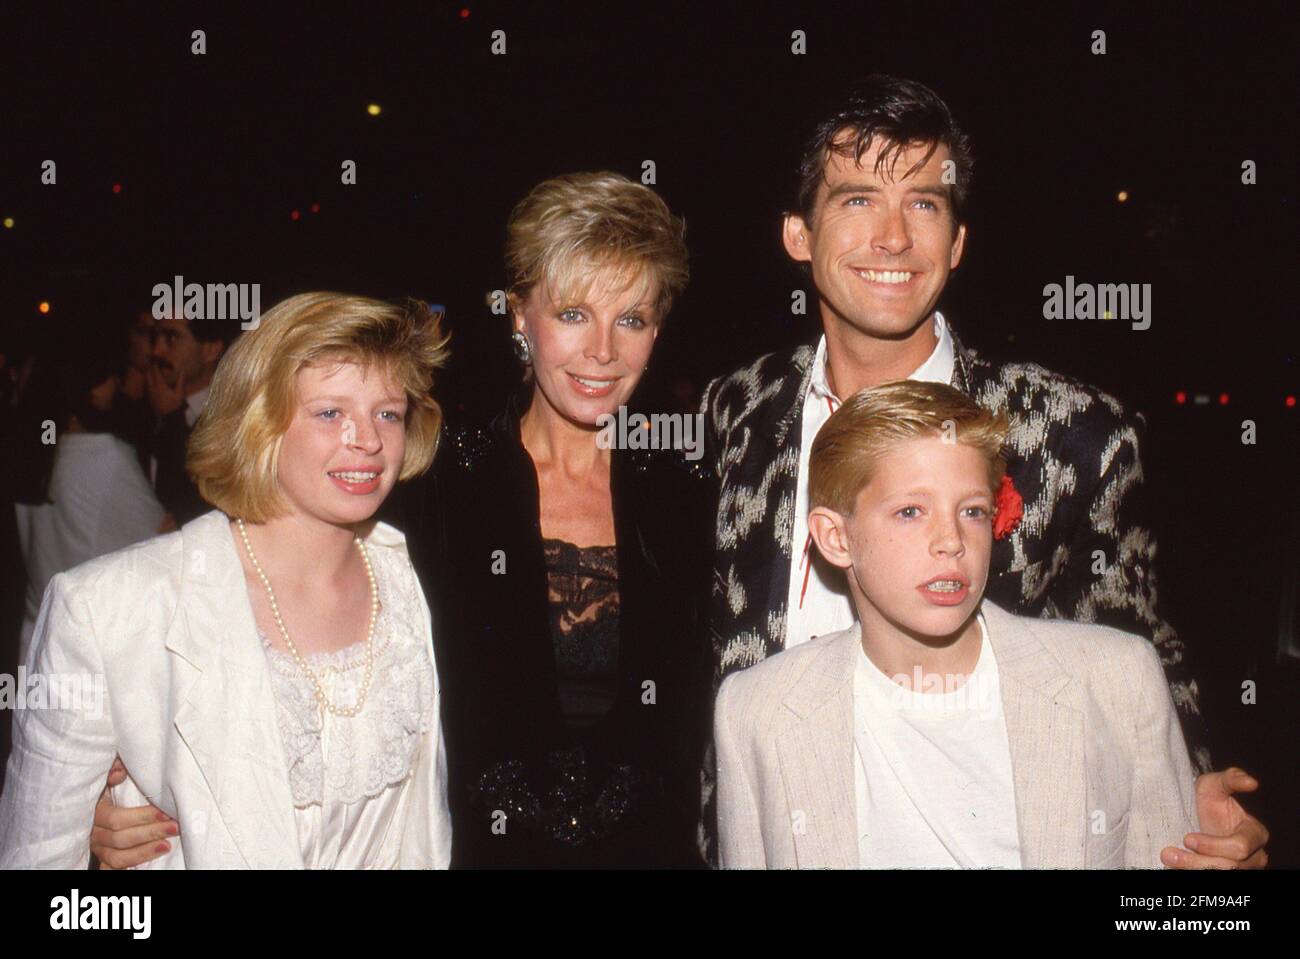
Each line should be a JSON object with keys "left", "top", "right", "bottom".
{"left": 713, "top": 381, "right": 1199, "bottom": 868}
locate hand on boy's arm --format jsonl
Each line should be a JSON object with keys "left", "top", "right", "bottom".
{"left": 90, "top": 757, "right": 178, "bottom": 869}
{"left": 1161, "top": 769, "right": 1269, "bottom": 869}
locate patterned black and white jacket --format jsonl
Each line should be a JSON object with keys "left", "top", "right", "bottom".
{"left": 696, "top": 323, "right": 1211, "bottom": 860}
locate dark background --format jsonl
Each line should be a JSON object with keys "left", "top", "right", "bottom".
{"left": 1, "top": 2, "right": 1296, "bottom": 864}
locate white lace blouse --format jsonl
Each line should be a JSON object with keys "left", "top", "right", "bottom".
{"left": 258, "top": 542, "right": 437, "bottom": 869}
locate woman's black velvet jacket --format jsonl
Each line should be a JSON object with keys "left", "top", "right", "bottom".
{"left": 389, "top": 395, "right": 716, "bottom": 867}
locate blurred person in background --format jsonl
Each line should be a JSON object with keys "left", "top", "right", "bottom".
{"left": 147, "top": 311, "right": 235, "bottom": 526}
{"left": 114, "top": 310, "right": 160, "bottom": 473}
{"left": 12, "top": 317, "right": 166, "bottom": 666}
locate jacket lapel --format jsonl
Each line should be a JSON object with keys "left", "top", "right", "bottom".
{"left": 982, "top": 601, "right": 1087, "bottom": 868}
{"left": 166, "top": 512, "right": 304, "bottom": 869}
{"left": 947, "top": 323, "right": 977, "bottom": 396}
{"left": 773, "top": 630, "right": 860, "bottom": 868}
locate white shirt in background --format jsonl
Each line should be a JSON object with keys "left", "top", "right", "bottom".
{"left": 184, "top": 384, "right": 209, "bottom": 429}
{"left": 15, "top": 432, "right": 165, "bottom": 664}
{"left": 853, "top": 611, "right": 1022, "bottom": 868}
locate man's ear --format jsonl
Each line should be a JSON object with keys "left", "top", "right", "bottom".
{"left": 808, "top": 506, "right": 854, "bottom": 570}
{"left": 782, "top": 213, "right": 813, "bottom": 264}
{"left": 950, "top": 221, "right": 968, "bottom": 270}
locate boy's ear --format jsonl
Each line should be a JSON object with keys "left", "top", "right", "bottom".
{"left": 808, "top": 506, "right": 853, "bottom": 569}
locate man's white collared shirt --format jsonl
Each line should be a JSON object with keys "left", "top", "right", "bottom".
{"left": 783, "top": 313, "right": 956, "bottom": 650}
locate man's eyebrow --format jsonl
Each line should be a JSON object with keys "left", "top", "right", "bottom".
{"left": 824, "top": 182, "right": 882, "bottom": 200}
{"left": 826, "top": 182, "right": 951, "bottom": 200}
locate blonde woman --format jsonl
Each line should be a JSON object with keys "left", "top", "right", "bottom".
{"left": 0, "top": 292, "right": 452, "bottom": 869}
{"left": 412, "top": 173, "right": 715, "bottom": 867}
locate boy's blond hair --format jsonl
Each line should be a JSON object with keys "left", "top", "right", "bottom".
{"left": 809, "top": 380, "right": 1010, "bottom": 514}
{"left": 188, "top": 292, "right": 450, "bottom": 523}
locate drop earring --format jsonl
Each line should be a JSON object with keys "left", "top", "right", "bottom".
{"left": 511, "top": 330, "right": 533, "bottom": 365}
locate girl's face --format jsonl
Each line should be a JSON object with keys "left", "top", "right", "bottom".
{"left": 275, "top": 359, "right": 408, "bottom": 528}
{"left": 513, "top": 266, "right": 660, "bottom": 428}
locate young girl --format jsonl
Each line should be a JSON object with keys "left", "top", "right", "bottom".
{"left": 0, "top": 292, "right": 452, "bottom": 868}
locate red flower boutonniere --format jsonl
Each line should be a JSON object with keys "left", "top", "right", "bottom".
{"left": 992, "top": 474, "right": 1024, "bottom": 540}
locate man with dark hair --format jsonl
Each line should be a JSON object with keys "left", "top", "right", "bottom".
{"left": 114, "top": 310, "right": 162, "bottom": 472}
{"left": 699, "top": 74, "right": 1268, "bottom": 868}
{"left": 147, "top": 312, "right": 234, "bottom": 525}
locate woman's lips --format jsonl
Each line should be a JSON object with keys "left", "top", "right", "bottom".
{"left": 566, "top": 371, "right": 620, "bottom": 398}
{"left": 327, "top": 471, "right": 382, "bottom": 495}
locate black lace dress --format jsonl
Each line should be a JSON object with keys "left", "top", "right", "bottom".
{"left": 467, "top": 541, "right": 667, "bottom": 862}
{"left": 545, "top": 539, "right": 621, "bottom": 730}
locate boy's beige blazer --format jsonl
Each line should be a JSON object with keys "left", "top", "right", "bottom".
{"left": 0, "top": 510, "right": 451, "bottom": 869}
{"left": 714, "top": 600, "right": 1199, "bottom": 869}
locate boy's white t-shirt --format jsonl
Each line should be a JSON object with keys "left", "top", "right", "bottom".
{"left": 853, "top": 612, "right": 1023, "bottom": 868}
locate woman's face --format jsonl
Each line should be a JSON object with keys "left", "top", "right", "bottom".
{"left": 513, "top": 266, "right": 661, "bottom": 428}
{"left": 275, "top": 359, "right": 408, "bottom": 528}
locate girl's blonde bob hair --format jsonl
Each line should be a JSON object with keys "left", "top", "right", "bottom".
{"left": 809, "top": 380, "right": 1010, "bottom": 515}
{"left": 504, "top": 171, "right": 689, "bottom": 320}
{"left": 188, "top": 291, "right": 450, "bottom": 523}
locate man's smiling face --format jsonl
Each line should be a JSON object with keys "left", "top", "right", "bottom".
{"left": 784, "top": 135, "right": 967, "bottom": 340}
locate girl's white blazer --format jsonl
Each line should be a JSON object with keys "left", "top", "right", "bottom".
{"left": 0, "top": 510, "right": 452, "bottom": 869}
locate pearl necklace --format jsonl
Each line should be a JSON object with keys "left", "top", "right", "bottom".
{"left": 236, "top": 518, "right": 377, "bottom": 718}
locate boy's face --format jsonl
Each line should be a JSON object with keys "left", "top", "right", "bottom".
{"left": 808, "top": 435, "right": 994, "bottom": 641}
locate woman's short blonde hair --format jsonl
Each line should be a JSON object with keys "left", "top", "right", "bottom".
{"left": 504, "top": 171, "right": 689, "bottom": 319}
{"left": 809, "top": 380, "right": 1010, "bottom": 515}
{"left": 188, "top": 291, "right": 450, "bottom": 523}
